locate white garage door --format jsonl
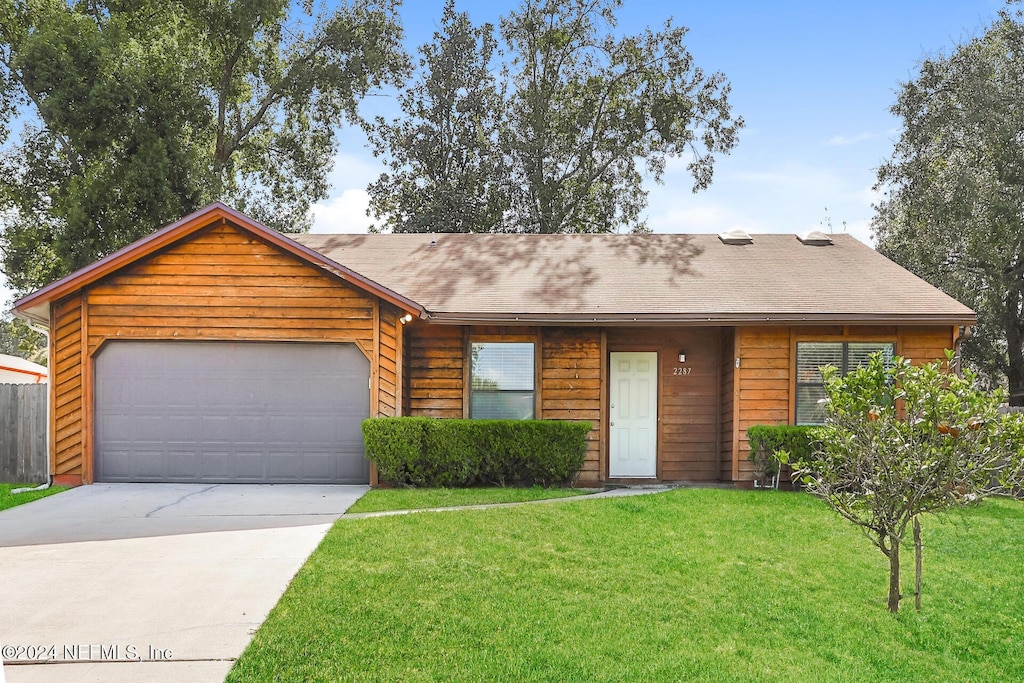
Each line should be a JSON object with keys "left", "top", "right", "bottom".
{"left": 94, "top": 341, "right": 371, "bottom": 484}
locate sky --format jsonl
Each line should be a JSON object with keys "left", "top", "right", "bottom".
{"left": 0, "top": 0, "right": 1010, "bottom": 308}
{"left": 311, "top": 0, "right": 1005, "bottom": 242}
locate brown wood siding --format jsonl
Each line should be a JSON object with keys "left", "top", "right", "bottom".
{"left": 52, "top": 296, "right": 84, "bottom": 476}
{"left": 405, "top": 324, "right": 464, "bottom": 418}
{"left": 378, "top": 304, "right": 400, "bottom": 417}
{"left": 901, "top": 326, "right": 956, "bottom": 366}
{"left": 606, "top": 327, "right": 721, "bottom": 482}
{"left": 727, "top": 324, "right": 957, "bottom": 483}
{"left": 720, "top": 328, "right": 735, "bottom": 481}
{"left": 735, "top": 327, "right": 791, "bottom": 481}
{"left": 84, "top": 222, "right": 377, "bottom": 356}
{"left": 540, "top": 329, "right": 602, "bottom": 485}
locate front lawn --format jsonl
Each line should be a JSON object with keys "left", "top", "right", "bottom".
{"left": 229, "top": 489, "right": 1024, "bottom": 682}
{"left": 347, "top": 486, "right": 592, "bottom": 513}
{"left": 0, "top": 483, "right": 66, "bottom": 512}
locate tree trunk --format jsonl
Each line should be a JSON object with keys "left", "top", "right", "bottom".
{"left": 914, "top": 516, "right": 922, "bottom": 612}
{"left": 887, "top": 536, "right": 902, "bottom": 613}
{"left": 1005, "top": 290, "right": 1024, "bottom": 406}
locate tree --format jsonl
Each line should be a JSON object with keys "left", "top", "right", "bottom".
{"left": 0, "top": 0, "right": 407, "bottom": 294}
{"left": 0, "top": 313, "right": 45, "bottom": 363}
{"left": 873, "top": 12, "right": 1024, "bottom": 401}
{"left": 787, "top": 352, "right": 1024, "bottom": 613}
{"left": 368, "top": 0, "right": 742, "bottom": 234}
{"left": 366, "top": 1, "right": 509, "bottom": 233}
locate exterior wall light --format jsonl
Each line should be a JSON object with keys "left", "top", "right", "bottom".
{"left": 400, "top": 313, "right": 413, "bottom": 324}
{"left": 677, "top": 352, "right": 686, "bottom": 363}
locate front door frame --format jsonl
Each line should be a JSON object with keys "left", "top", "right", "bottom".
{"left": 607, "top": 350, "right": 659, "bottom": 479}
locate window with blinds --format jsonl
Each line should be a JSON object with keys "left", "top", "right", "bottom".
{"left": 470, "top": 342, "right": 535, "bottom": 419}
{"left": 795, "top": 341, "right": 895, "bottom": 425}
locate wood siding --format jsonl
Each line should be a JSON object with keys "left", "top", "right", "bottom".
{"left": 83, "top": 222, "right": 376, "bottom": 355}
{"left": 901, "top": 326, "right": 956, "bottom": 367}
{"left": 720, "top": 327, "right": 735, "bottom": 482}
{"left": 50, "top": 220, "right": 398, "bottom": 483}
{"left": 734, "top": 327, "right": 791, "bottom": 481}
{"left": 606, "top": 328, "right": 721, "bottom": 482}
{"left": 378, "top": 304, "right": 400, "bottom": 417}
{"left": 53, "top": 296, "right": 83, "bottom": 477}
{"left": 405, "top": 324, "right": 464, "bottom": 418}
{"left": 540, "top": 329, "right": 602, "bottom": 485}
{"left": 728, "top": 324, "right": 960, "bottom": 483}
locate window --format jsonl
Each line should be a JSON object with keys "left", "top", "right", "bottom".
{"left": 470, "top": 342, "right": 535, "bottom": 419}
{"left": 796, "top": 342, "right": 895, "bottom": 425}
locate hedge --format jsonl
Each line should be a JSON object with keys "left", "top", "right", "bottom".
{"left": 361, "top": 417, "right": 592, "bottom": 487}
{"left": 747, "top": 425, "right": 819, "bottom": 476}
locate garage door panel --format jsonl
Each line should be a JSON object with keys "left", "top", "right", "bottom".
{"left": 233, "top": 451, "right": 264, "bottom": 480}
{"left": 134, "top": 446, "right": 173, "bottom": 480}
{"left": 199, "top": 450, "right": 232, "bottom": 480}
{"left": 166, "top": 450, "right": 199, "bottom": 479}
{"left": 199, "top": 415, "right": 236, "bottom": 441}
{"left": 95, "top": 341, "right": 371, "bottom": 484}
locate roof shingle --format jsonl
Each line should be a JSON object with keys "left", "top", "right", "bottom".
{"left": 294, "top": 232, "right": 975, "bottom": 324}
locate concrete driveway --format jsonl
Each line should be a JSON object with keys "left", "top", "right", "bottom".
{"left": 0, "top": 483, "right": 367, "bottom": 683}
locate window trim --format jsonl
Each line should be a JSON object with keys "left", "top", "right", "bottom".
{"left": 467, "top": 339, "right": 538, "bottom": 420}
{"left": 793, "top": 339, "right": 897, "bottom": 425}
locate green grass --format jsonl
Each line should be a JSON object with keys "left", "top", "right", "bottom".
{"left": 0, "top": 483, "right": 66, "bottom": 511}
{"left": 347, "top": 486, "right": 593, "bottom": 513}
{"left": 228, "top": 489, "right": 1024, "bottom": 682}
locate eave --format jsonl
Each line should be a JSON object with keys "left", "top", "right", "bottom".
{"left": 423, "top": 311, "right": 978, "bottom": 326}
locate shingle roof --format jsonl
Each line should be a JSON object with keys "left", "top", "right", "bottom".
{"left": 293, "top": 232, "right": 975, "bottom": 325}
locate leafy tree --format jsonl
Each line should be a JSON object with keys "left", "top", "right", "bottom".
{"left": 368, "top": 0, "right": 742, "bottom": 234}
{"left": 873, "top": 12, "right": 1024, "bottom": 401}
{"left": 0, "top": 0, "right": 407, "bottom": 294}
{"left": 0, "top": 313, "right": 45, "bottom": 363}
{"left": 366, "top": 1, "right": 509, "bottom": 233}
{"left": 786, "top": 352, "right": 1024, "bottom": 613}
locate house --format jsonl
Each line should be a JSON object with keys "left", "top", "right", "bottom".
{"left": 13, "top": 203, "right": 975, "bottom": 487}
{"left": 0, "top": 353, "right": 47, "bottom": 384}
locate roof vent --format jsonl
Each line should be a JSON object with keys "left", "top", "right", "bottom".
{"left": 797, "top": 230, "right": 833, "bottom": 246}
{"left": 718, "top": 229, "right": 752, "bottom": 245}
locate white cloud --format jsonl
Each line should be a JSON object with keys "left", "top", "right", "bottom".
{"left": 308, "top": 144, "right": 391, "bottom": 233}
{"left": 310, "top": 188, "right": 375, "bottom": 234}
{"left": 323, "top": 150, "right": 384, "bottom": 191}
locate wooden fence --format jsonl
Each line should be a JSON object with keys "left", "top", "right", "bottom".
{"left": 0, "top": 383, "right": 47, "bottom": 484}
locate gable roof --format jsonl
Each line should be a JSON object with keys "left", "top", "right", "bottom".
{"left": 12, "top": 203, "right": 425, "bottom": 325}
{"left": 294, "top": 232, "right": 976, "bottom": 325}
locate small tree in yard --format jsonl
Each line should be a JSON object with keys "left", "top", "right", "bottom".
{"left": 786, "top": 351, "right": 1024, "bottom": 613}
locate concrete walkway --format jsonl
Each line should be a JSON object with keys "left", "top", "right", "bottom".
{"left": 0, "top": 484, "right": 366, "bottom": 683}
{"left": 341, "top": 484, "right": 677, "bottom": 519}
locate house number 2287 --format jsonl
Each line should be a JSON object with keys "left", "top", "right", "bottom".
{"left": 673, "top": 367, "right": 692, "bottom": 376}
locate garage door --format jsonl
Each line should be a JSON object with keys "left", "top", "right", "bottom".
{"left": 94, "top": 341, "right": 371, "bottom": 484}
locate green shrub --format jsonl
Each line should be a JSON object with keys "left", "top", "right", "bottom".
{"left": 747, "top": 425, "right": 819, "bottom": 481}
{"left": 361, "top": 418, "right": 591, "bottom": 487}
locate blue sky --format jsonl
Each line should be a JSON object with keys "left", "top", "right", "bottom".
{"left": 311, "top": 0, "right": 1006, "bottom": 244}
{"left": 1, "top": 0, "right": 1009, "bottom": 307}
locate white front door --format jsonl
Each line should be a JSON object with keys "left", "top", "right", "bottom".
{"left": 609, "top": 352, "right": 658, "bottom": 478}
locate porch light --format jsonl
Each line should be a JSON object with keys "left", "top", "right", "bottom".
{"left": 677, "top": 352, "right": 686, "bottom": 363}
{"left": 400, "top": 313, "right": 413, "bottom": 324}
